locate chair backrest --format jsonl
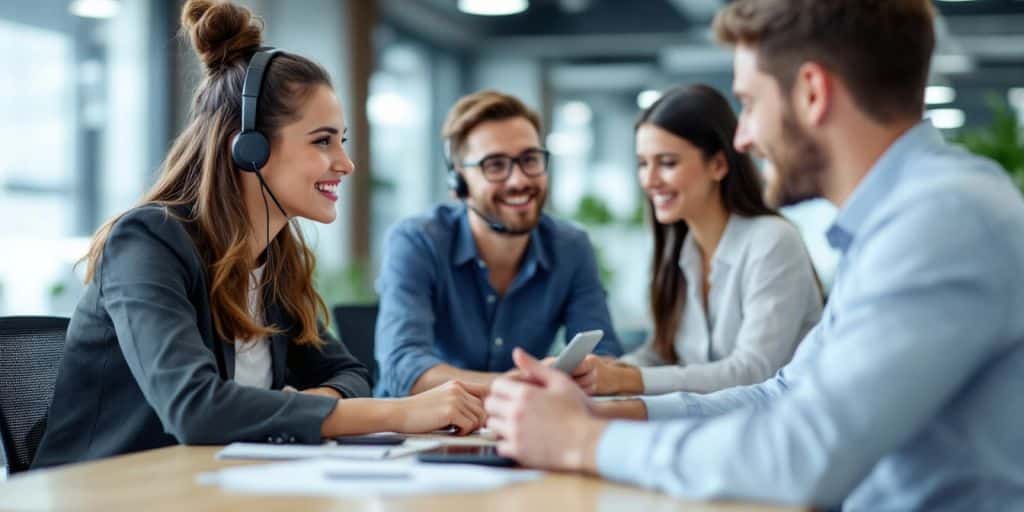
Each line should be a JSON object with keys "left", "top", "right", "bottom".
{"left": 0, "top": 316, "right": 69, "bottom": 474}
{"left": 330, "top": 304, "right": 379, "bottom": 385}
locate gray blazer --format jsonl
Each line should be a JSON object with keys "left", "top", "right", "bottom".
{"left": 33, "top": 205, "right": 370, "bottom": 469}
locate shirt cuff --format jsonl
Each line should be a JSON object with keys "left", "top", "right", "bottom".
{"left": 639, "top": 366, "right": 685, "bottom": 395}
{"left": 639, "top": 392, "right": 695, "bottom": 421}
{"left": 596, "top": 420, "right": 659, "bottom": 485}
{"left": 390, "top": 353, "right": 444, "bottom": 397}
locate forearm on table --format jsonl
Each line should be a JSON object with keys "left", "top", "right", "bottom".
{"left": 409, "top": 363, "right": 498, "bottom": 394}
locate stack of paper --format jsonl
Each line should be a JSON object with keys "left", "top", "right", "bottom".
{"left": 216, "top": 439, "right": 441, "bottom": 461}
{"left": 198, "top": 457, "right": 543, "bottom": 496}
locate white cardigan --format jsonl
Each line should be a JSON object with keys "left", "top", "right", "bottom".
{"left": 621, "top": 214, "right": 823, "bottom": 394}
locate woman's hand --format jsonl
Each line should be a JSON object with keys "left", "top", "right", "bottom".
{"left": 568, "top": 355, "right": 644, "bottom": 396}
{"left": 392, "top": 380, "right": 487, "bottom": 435}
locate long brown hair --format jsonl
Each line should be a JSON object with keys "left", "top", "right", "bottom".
{"left": 640, "top": 84, "right": 779, "bottom": 363}
{"left": 83, "top": 0, "right": 332, "bottom": 347}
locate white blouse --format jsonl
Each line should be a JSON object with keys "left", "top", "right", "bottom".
{"left": 621, "top": 214, "right": 823, "bottom": 394}
{"left": 234, "top": 265, "right": 272, "bottom": 389}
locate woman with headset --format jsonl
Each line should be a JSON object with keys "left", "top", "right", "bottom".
{"left": 33, "top": 0, "right": 484, "bottom": 469}
{"left": 571, "top": 85, "right": 823, "bottom": 398}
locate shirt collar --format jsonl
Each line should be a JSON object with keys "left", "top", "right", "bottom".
{"left": 827, "top": 121, "right": 941, "bottom": 253}
{"left": 451, "top": 204, "right": 551, "bottom": 271}
{"left": 679, "top": 213, "right": 741, "bottom": 274}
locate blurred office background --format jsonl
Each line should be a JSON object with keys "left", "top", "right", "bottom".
{"left": 2, "top": 0, "right": 1023, "bottom": 347}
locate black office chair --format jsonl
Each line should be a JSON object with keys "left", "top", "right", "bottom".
{"left": 0, "top": 316, "right": 69, "bottom": 475}
{"left": 331, "top": 304, "right": 379, "bottom": 387}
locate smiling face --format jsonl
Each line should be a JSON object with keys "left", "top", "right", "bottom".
{"left": 731, "top": 45, "right": 827, "bottom": 207}
{"left": 458, "top": 116, "right": 548, "bottom": 234}
{"left": 636, "top": 123, "right": 727, "bottom": 224}
{"left": 257, "top": 84, "right": 354, "bottom": 224}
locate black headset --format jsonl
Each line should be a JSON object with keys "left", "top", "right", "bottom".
{"left": 444, "top": 139, "right": 470, "bottom": 199}
{"left": 231, "top": 47, "right": 288, "bottom": 218}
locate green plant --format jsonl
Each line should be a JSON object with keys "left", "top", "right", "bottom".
{"left": 572, "top": 194, "right": 615, "bottom": 226}
{"left": 314, "top": 259, "right": 377, "bottom": 308}
{"left": 951, "top": 97, "right": 1024, "bottom": 191}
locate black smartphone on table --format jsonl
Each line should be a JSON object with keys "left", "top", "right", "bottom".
{"left": 416, "top": 445, "right": 516, "bottom": 467}
{"left": 334, "top": 433, "right": 406, "bottom": 446}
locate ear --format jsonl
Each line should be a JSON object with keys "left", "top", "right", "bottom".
{"left": 793, "top": 61, "right": 832, "bottom": 127}
{"left": 709, "top": 151, "right": 728, "bottom": 182}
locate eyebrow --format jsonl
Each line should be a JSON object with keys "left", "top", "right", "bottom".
{"left": 306, "top": 126, "right": 345, "bottom": 136}
{"left": 638, "top": 152, "right": 681, "bottom": 158}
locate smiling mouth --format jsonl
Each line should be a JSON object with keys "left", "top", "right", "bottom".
{"left": 651, "top": 192, "right": 677, "bottom": 208}
{"left": 497, "top": 192, "right": 536, "bottom": 209}
{"left": 315, "top": 181, "right": 339, "bottom": 201}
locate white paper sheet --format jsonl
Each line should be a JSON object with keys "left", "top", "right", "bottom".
{"left": 216, "top": 439, "right": 441, "bottom": 461}
{"left": 198, "top": 457, "right": 543, "bottom": 496}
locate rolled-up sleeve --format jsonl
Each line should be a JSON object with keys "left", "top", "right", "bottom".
{"left": 374, "top": 223, "right": 444, "bottom": 396}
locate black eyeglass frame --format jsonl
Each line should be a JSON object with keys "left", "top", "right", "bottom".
{"left": 458, "top": 149, "right": 551, "bottom": 183}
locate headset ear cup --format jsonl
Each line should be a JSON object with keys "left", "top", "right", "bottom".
{"left": 231, "top": 130, "right": 271, "bottom": 172}
{"left": 449, "top": 171, "right": 469, "bottom": 199}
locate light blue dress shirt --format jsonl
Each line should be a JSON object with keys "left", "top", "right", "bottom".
{"left": 374, "top": 204, "right": 622, "bottom": 397}
{"left": 596, "top": 122, "right": 1024, "bottom": 510}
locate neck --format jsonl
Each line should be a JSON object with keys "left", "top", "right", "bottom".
{"left": 469, "top": 211, "right": 530, "bottom": 272}
{"left": 686, "top": 201, "right": 730, "bottom": 266}
{"left": 823, "top": 117, "right": 918, "bottom": 208}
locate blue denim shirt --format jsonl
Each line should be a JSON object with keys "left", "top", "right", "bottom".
{"left": 374, "top": 204, "right": 622, "bottom": 397}
{"left": 597, "top": 122, "right": 1024, "bottom": 510}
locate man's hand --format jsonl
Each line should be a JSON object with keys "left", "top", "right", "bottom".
{"left": 485, "top": 348, "right": 607, "bottom": 473}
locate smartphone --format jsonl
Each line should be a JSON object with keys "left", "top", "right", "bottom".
{"left": 334, "top": 433, "right": 406, "bottom": 446}
{"left": 553, "top": 329, "right": 604, "bottom": 373}
{"left": 416, "top": 445, "right": 516, "bottom": 467}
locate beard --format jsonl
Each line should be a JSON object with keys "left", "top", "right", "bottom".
{"left": 473, "top": 184, "right": 547, "bottom": 236}
{"left": 763, "top": 107, "right": 830, "bottom": 208}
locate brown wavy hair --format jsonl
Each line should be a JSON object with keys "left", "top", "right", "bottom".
{"left": 640, "top": 85, "right": 782, "bottom": 364}
{"left": 83, "top": 0, "right": 332, "bottom": 347}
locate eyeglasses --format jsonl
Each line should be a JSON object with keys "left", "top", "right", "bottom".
{"left": 460, "top": 149, "right": 550, "bottom": 183}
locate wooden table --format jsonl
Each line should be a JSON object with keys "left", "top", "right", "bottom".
{"left": 0, "top": 440, "right": 806, "bottom": 511}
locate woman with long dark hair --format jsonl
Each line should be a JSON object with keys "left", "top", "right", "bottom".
{"left": 34, "top": 0, "right": 484, "bottom": 469}
{"left": 576, "top": 85, "right": 822, "bottom": 396}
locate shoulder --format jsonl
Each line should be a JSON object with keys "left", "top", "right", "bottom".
{"left": 387, "top": 204, "right": 460, "bottom": 243}
{"left": 733, "top": 214, "right": 806, "bottom": 262}
{"left": 108, "top": 204, "right": 195, "bottom": 251}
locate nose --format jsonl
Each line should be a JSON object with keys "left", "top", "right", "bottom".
{"left": 333, "top": 145, "right": 355, "bottom": 175}
{"left": 504, "top": 160, "right": 530, "bottom": 188}
{"left": 638, "top": 164, "right": 658, "bottom": 190}
{"left": 734, "top": 115, "right": 754, "bottom": 154}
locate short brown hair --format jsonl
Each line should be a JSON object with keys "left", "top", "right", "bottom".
{"left": 442, "top": 90, "right": 543, "bottom": 161}
{"left": 713, "top": 0, "right": 936, "bottom": 123}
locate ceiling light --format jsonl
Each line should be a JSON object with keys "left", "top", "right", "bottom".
{"left": 926, "top": 108, "right": 965, "bottom": 130}
{"left": 925, "top": 86, "right": 956, "bottom": 105}
{"left": 637, "top": 90, "right": 662, "bottom": 110}
{"left": 68, "top": 0, "right": 120, "bottom": 19}
{"left": 458, "top": 0, "right": 528, "bottom": 16}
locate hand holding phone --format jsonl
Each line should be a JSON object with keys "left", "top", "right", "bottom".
{"left": 552, "top": 329, "right": 603, "bottom": 374}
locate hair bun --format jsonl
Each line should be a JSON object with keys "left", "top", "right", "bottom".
{"left": 181, "top": 0, "right": 262, "bottom": 72}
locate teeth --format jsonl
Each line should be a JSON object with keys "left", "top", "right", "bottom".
{"left": 315, "top": 182, "right": 338, "bottom": 194}
{"left": 652, "top": 193, "right": 675, "bottom": 206}
{"left": 502, "top": 195, "right": 531, "bottom": 206}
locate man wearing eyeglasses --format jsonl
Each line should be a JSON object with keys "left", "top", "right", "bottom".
{"left": 374, "top": 90, "right": 623, "bottom": 397}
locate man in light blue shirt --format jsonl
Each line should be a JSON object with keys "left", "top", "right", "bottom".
{"left": 483, "top": 1, "right": 1024, "bottom": 509}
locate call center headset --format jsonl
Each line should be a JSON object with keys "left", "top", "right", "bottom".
{"left": 231, "top": 47, "right": 288, "bottom": 218}
{"left": 444, "top": 138, "right": 519, "bottom": 235}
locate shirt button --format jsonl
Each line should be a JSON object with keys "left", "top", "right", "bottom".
{"left": 487, "top": 295, "right": 496, "bottom": 304}
{"left": 494, "top": 337, "right": 504, "bottom": 347}
{"left": 477, "top": 259, "right": 486, "bottom": 268}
